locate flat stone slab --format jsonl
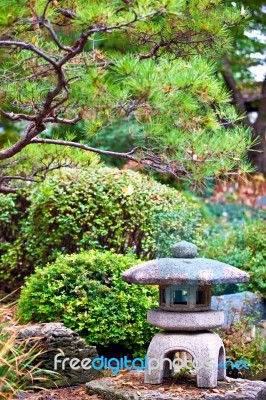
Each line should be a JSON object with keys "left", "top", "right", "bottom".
{"left": 122, "top": 259, "right": 250, "bottom": 285}
{"left": 86, "top": 370, "right": 266, "bottom": 400}
{"left": 147, "top": 309, "right": 224, "bottom": 330}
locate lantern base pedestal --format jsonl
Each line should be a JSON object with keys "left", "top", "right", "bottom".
{"left": 145, "top": 331, "right": 226, "bottom": 388}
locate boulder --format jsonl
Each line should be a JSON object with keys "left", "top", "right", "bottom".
{"left": 17, "top": 322, "right": 102, "bottom": 387}
{"left": 211, "top": 291, "right": 266, "bottom": 327}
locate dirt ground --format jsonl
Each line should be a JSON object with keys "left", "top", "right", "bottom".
{"left": 19, "top": 385, "right": 100, "bottom": 400}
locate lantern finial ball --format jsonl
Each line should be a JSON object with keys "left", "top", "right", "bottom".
{"left": 171, "top": 241, "right": 197, "bottom": 258}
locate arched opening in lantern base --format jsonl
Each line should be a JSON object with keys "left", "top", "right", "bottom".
{"left": 159, "top": 346, "right": 226, "bottom": 384}
{"left": 162, "top": 349, "right": 195, "bottom": 380}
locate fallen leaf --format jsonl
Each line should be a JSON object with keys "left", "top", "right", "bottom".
{"left": 122, "top": 184, "right": 134, "bottom": 196}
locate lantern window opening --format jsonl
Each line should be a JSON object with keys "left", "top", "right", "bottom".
{"left": 159, "top": 284, "right": 212, "bottom": 311}
{"left": 173, "top": 289, "right": 188, "bottom": 305}
{"left": 161, "top": 288, "right": 166, "bottom": 304}
{"left": 196, "top": 289, "right": 206, "bottom": 305}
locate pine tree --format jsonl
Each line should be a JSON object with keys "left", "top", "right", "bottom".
{"left": 0, "top": 0, "right": 254, "bottom": 192}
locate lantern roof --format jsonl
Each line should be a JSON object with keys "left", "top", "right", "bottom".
{"left": 122, "top": 241, "right": 250, "bottom": 285}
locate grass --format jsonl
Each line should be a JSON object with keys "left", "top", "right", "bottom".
{"left": 0, "top": 299, "right": 58, "bottom": 399}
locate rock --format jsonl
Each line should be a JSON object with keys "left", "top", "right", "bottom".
{"left": 85, "top": 373, "right": 266, "bottom": 400}
{"left": 255, "top": 195, "right": 266, "bottom": 207}
{"left": 171, "top": 241, "right": 198, "bottom": 258}
{"left": 205, "top": 380, "right": 266, "bottom": 400}
{"left": 258, "top": 320, "right": 266, "bottom": 338}
{"left": 87, "top": 379, "right": 139, "bottom": 400}
{"left": 17, "top": 322, "right": 102, "bottom": 387}
{"left": 211, "top": 291, "right": 266, "bottom": 327}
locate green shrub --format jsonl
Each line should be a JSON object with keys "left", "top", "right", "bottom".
{"left": 18, "top": 250, "right": 158, "bottom": 356}
{"left": 219, "top": 314, "right": 266, "bottom": 378}
{"left": 201, "top": 219, "right": 266, "bottom": 296}
{"left": 0, "top": 192, "right": 30, "bottom": 292}
{"left": 1, "top": 167, "right": 204, "bottom": 291}
{"left": 0, "top": 192, "right": 30, "bottom": 245}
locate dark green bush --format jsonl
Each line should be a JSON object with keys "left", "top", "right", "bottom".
{"left": 0, "top": 192, "right": 30, "bottom": 293}
{"left": 17, "top": 250, "right": 158, "bottom": 356}
{"left": 201, "top": 219, "right": 266, "bottom": 296}
{"left": 0, "top": 192, "right": 29, "bottom": 244}
{"left": 0, "top": 167, "right": 204, "bottom": 291}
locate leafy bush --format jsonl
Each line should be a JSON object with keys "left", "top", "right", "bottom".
{"left": 0, "top": 167, "right": 204, "bottom": 291}
{"left": 0, "top": 192, "right": 30, "bottom": 245}
{"left": 0, "top": 192, "right": 30, "bottom": 294}
{"left": 18, "top": 250, "right": 158, "bottom": 356}
{"left": 218, "top": 313, "right": 266, "bottom": 378}
{"left": 201, "top": 219, "right": 266, "bottom": 296}
{"left": 0, "top": 302, "right": 55, "bottom": 398}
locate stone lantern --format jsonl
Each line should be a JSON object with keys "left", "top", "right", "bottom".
{"left": 122, "top": 241, "right": 250, "bottom": 388}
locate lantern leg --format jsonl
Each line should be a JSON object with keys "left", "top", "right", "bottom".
{"left": 217, "top": 346, "right": 226, "bottom": 381}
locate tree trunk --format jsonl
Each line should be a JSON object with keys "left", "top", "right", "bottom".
{"left": 221, "top": 57, "right": 266, "bottom": 175}
{"left": 252, "top": 78, "right": 266, "bottom": 174}
{"left": 221, "top": 57, "right": 251, "bottom": 127}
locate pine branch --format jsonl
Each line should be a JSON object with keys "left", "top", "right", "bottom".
{"left": 0, "top": 185, "right": 17, "bottom": 194}
{"left": 43, "top": 115, "right": 82, "bottom": 124}
{"left": 41, "top": 20, "right": 72, "bottom": 52}
{"left": 0, "top": 156, "right": 80, "bottom": 194}
{"left": 0, "top": 40, "right": 58, "bottom": 67}
{"left": 0, "top": 7, "right": 166, "bottom": 162}
{"left": 30, "top": 137, "right": 139, "bottom": 160}
{"left": 30, "top": 138, "right": 186, "bottom": 178}
{"left": 0, "top": 123, "right": 42, "bottom": 161}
